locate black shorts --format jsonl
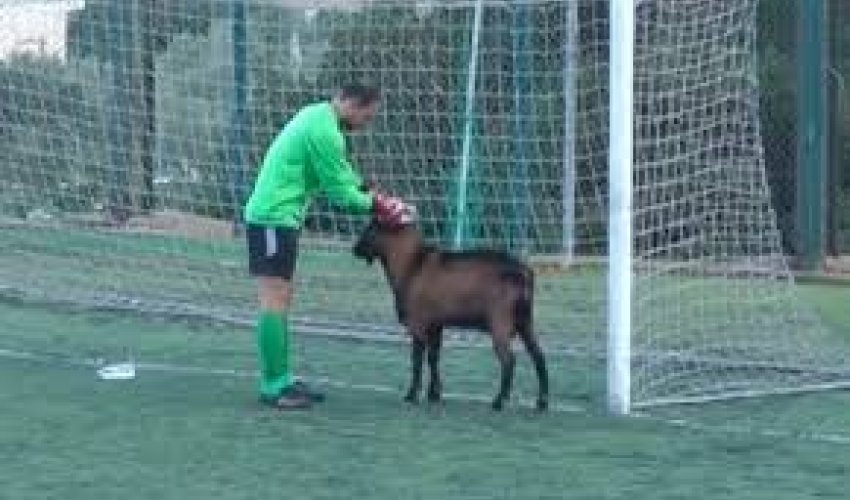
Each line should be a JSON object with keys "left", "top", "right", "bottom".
{"left": 246, "top": 224, "right": 299, "bottom": 279}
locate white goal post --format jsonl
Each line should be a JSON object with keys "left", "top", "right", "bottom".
{"left": 607, "top": 0, "right": 634, "bottom": 415}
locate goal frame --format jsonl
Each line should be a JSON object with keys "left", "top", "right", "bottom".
{"left": 607, "top": 0, "right": 634, "bottom": 415}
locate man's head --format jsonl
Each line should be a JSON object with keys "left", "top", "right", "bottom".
{"left": 333, "top": 84, "right": 381, "bottom": 131}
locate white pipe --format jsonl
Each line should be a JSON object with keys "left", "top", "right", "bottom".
{"left": 607, "top": 0, "right": 635, "bottom": 416}
{"left": 454, "top": 0, "right": 483, "bottom": 248}
{"left": 562, "top": 0, "right": 578, "bottom": 261}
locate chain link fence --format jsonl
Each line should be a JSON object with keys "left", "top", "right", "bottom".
{"left": 1, "top": 0, "right": 849, "bottom": 264}
{"left": 758, "top": 0, "right": 850, "bottom": 262}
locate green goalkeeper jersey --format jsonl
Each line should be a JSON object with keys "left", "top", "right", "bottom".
{"left": 244, "top": 101, "right": 374, "bottom": 228}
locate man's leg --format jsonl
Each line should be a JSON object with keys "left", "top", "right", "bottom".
{"left": 255, "top": 277, "right": 298, "bottom": 400}
{"left": 255, "top": 277, "right": 325, "bottom": 405}
{"left": 247, "top": 224, "right": 312, "bottom": 409}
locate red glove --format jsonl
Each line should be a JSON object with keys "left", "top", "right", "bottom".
{"left": 373, "top": 192, "right": 416, "bottom": 226}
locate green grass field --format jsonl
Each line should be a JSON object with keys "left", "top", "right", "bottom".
{"left": 2, "top": 298, "right": 850, "bottom": 500}
{"left": 3, "top": 223, "right": 850, "bottom": 498}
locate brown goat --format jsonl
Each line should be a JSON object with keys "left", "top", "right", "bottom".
{"left": 352, "top": 218, "right": 549, "bottom": 411}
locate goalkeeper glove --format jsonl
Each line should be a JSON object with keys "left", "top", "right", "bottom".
{"left": 373, "top": 191, "right": 416, "bottom": 226}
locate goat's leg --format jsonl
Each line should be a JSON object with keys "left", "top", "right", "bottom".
{"left": 404, "top": 336, "right": 426, "bottom": 404}
{"left": 490, "top": 334, "right": 515, "bottom": 411}
{"left": 427, "top": 328, "right": 443, "bottom": 403}
{"left": 519, "top": 330, "right": 549, "bottom": 411}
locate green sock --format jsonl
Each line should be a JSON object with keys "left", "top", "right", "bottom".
{"left": 256, "top": 310, "right": 293, "bottom": 397}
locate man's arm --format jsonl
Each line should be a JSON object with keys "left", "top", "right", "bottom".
{"left": 306, "top": 129, "right": 414, "bottom": 225}
{"left": 305, "top": 130, "right": 374, "bottom": 213}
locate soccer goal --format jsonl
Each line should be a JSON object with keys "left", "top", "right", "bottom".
{"left": 1, "top": 0, "right": 849, "bottom": 416}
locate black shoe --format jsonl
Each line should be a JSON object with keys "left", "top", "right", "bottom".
{"left": 291, "top": 379, "right": 326, "bottom": 403}
{"left": 259, "top": 386, "right": 312, "bottom": 410}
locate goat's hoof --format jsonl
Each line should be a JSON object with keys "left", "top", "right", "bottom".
{"left": 427, "top": 392, "right": 442, "bottom": 404}
{"left": 536, "top": 399, "right": 548, "bottom": 412}
{"left": 491, "top": 399, "right": 504, "bottom": 411}
{"left": 403, "top": 393, "right": 419, "bottom": 404}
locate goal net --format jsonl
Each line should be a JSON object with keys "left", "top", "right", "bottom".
{"left": 1, "top": 0, "right": 849, "bottom": 418}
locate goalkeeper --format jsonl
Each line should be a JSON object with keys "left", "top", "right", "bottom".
{"left": 243, "top": 84, "right": 412, "bottom": 410}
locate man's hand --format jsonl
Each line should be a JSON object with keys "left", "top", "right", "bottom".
{"left": 373, "top": 191, "right": 416, "bottom": 226}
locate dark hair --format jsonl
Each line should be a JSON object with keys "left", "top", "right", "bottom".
{"left": 338, "top": 84, "right": 381, "bottom": 106}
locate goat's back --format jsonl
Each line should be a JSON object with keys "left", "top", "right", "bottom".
{"left": 404, "top": 247, "right": 533, "bottom": 330}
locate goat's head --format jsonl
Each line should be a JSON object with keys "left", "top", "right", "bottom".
{"left": 353, "top": 214, "right": 420, "bottom": 265}
{"left": 353, "top": 218, "right": 382, "bottom": 264}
